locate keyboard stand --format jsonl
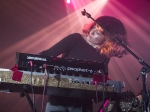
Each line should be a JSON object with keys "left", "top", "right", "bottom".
{"left": 20, "top": 84, "right": 37, "bottom": 112}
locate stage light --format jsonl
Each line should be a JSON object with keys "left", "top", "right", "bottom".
{"left": 66, "top": 0, "right": 70, "bottom": 4}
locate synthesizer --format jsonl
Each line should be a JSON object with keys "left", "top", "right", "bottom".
{"left": 15, "top": 52, "right": 109, "bottom": 84}
{"left": 15, "top": 52, "right": 124, "bottom": 92}
{"left": 15, "top": 52, "right": 107, "bottom": 77}
{"left": 0, "top": 52, "right": 124, "bottom": 99}
{"left": 0, "top": 68, "right": 116, "bottom": 99}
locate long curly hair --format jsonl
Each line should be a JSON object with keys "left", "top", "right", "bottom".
{"left": 82, "top": 16, "right": 128, "bottom": 58}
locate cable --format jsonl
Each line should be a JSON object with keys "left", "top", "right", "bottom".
{"left": 101, "top": 72, "right": 105, "bottom": 112}
{"left": 29, "top": 61, "right": 36, "bottom": 112}
{"left": 41, "top": 64, "right": 48, "bottom": 112}
{"left": 94, "top": 73, "right": 106, "bottom": 112}
{"left": 94, "top": 81, "right": 99, "bottom": 112}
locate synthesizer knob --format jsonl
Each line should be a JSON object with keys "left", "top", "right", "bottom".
{"left": 74, "top": 80, "right": 80, "bottom": 83}
{"left": 72, "top": 79, "right": 80, "bottom": 83}
{"left": 85, "top": 81, "right": 90, "bottom": 84}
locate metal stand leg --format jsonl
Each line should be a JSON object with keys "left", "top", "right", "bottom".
{"left": 20, "top": 84, "right": 37, "bottom": 112}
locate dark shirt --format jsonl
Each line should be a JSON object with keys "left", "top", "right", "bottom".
{"left": 40, "top": 33, "right": 110, "bottom": 71}
{"left": 39, "top": 33, "right": 110, "bottom": 110}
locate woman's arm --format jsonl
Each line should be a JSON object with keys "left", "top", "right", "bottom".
{"left": 39, "top": 33, "right": 80, "bottom": 56}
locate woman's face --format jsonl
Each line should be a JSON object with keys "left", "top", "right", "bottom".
{"left": 87, "top": 24, "right": 105, "bottom": 45}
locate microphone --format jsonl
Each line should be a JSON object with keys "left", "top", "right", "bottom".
{"left": 81, "top": 9, "right": 91, "bottom": 18}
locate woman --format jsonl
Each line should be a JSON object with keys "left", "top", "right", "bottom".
{"left": 39, "top": 16, "right": 128, "bottom": 112}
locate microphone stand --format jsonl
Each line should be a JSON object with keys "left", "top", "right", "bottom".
{"left": 81, "top": 9, "right": 150, "bottom": 112}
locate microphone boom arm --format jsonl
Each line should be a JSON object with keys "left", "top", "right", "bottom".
{"left": 81, "top": 9, "right": 150, "bottom": 112}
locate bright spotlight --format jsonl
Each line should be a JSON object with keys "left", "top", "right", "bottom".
{"left": 66, "top": 0, "right": 70, "bottom": 4}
